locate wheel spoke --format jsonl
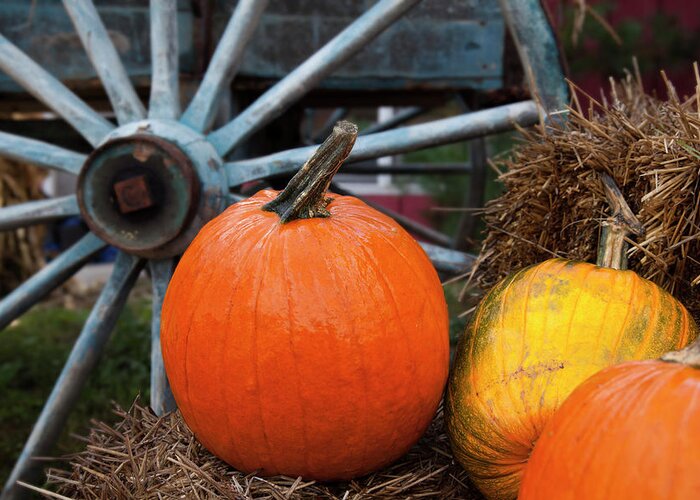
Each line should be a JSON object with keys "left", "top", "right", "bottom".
{"left": 208, "top": 0, "right": 422, "bottom": 157}
{"left": 330, "top": 183, "right": 452, "bottom": 247}
{"left": 419, "top": 242, "right": 475, "bottom": 274}
{"left": 0, "top": 195, "right": 79, "bottom": 231}
{"left": 149, "top": 0, "right": 180, "bottom": 120}
{"left": 340, "top": 161, "right": 471, "bottom": 175}
{"left": 226, "top": 100, "right": 540, "bottom": 186}
{"left": 180, "top": 0, "right": 269, "bottom": 132}
{"left": 0, "top": 232, "right": 105, "bottom": 330}
{"left": 452, "top": 137, "right": 487, "bottom": 250}
{"left": 498, "top": 0, "right": 569, "bottom": 112}
{"left": 63, "top": 0, "right": 146, "bottom": 125}
{"left": 0, "top": 132, "right": 85, "bottom": 175}
{"left": 360, "top": 106, "right": 424, "bottom": 135}
{"left": 312, "top": 108, "right": 349, "bottom": 144}
{"left": 149, "top": 258, "right": 177, "bottom": 416}
{"left": 1, "top": 252, "right": 143, "bottom": 499}
{"left": 0, "top": 34, "right": 114, "bottom": 147}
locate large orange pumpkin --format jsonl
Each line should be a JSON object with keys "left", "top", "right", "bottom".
{"left": 520, "top": 340, "right": 700, "bottom": 499}
{"left": 161, "top": 122, "right": 449, "bottom": 480}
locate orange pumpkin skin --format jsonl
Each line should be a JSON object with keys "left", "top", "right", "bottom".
{"left": 161, "top": 189, "right": 449, "bottom": 480}
{"left": 520, "top": 359, "right": 700, "bottom": 500}
{"left": 446, "top": 259, "right": 697, "bottom": 500}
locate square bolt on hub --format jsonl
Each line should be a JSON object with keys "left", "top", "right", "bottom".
{"left": 113, "top": 175, "right": 155, "bottom": 213}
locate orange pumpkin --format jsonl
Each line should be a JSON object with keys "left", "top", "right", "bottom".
{"left": 161, "top": 122, "right": 449, "bottom": 480}
{"left": 519, "top": 340, "right": 700, "bottom": 499}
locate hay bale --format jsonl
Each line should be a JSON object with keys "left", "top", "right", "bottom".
{"left": 473, "top": 71, "right": 700, "bottom": 321}
{"left": 38, "top": 401, "right": 481, "bottom": 499}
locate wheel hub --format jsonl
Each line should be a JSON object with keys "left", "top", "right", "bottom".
{"left": 77, "top": 120, "right": 228, "bottom": 259}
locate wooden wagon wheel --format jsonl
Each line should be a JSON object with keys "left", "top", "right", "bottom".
{"left": 0, "top": 0, "right": 567, "bottom": 497}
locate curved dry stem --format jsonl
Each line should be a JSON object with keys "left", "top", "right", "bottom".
{"left": 263, "top": 121, "right": 357, "bottom": 223}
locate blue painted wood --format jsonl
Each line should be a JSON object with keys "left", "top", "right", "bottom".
{"left": 0, "top": 195, "right": 79, "bottom": 231}
{"left": 149, "top": 258, "right": 177, "bottom": 416}
{"left": 0, "top": 32, "right": 114, "bottom": 147}
{"left": 225, "top": 100, "right": 539, "bottom": 186}
{"left": 149, "top": 0, "right": 181, "bottom": 120}
{"left": 0, "top": 131, "right": 85, "bottom": 174}
{"left": 0, "top": 1, "right": 503, "bottom": 94}
{"left": 0, "top": 1, "right": 195, "bottom": 94}
{"left": 360, "top": 106, "right": 424, "bottom": 135}
{"left": 0, "top": 232, "right": 105, "bottom": 331}
{"left": 498, "top": 0, "right": 569, "bottom": 114}
{"left": 207, "top": 0, "right": 424, "bottom": 157}
{"left": 63, "top": 0, "right": 146, "bottom": 125}
{"left": 419, "top": 242, "right": 474, "bottom": 274}
{"left": 219, "top": 0, "right": 504, "bottom": 91}
{"left": 0, "top": 252, "right": 144, "bottom": 500}
{"left": 180, "top": 0, "right": 268, "bottom": 132}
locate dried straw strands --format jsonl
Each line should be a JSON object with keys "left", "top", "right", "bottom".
{"left": 474, "top": 73, "right": 699, "bottom": 320}
{"left": 40, "top": 402, "right": 481, "bottom": 499}
{"left": 0, "top": 158, "right": 44, "bottom": 296}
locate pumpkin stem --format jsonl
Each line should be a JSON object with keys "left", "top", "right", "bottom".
{"left": 661, "top": 339, "right": 700, "bottom": 369}
{"left": 263, "top": 121, "right": 358, "bottom": 223}
{"left": 596, "top": 172, "right": 645, "bottom": 270}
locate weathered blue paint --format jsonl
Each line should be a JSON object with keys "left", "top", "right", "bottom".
{"left": 63, "top": 0, "right": 146, "bottom": 125}
{"left": 419, "top": 242, "right": 474, "bottom": 274}
{"left": 180, "top": 0, "right": 268, "bottom": 132}
{"left": 149, "top": 258, "right": 177, "bottom": 416}
{"left": 0, "top": 252, "right": 144, "bottom": 500}
{"left": 98, "top": 119, "right": 228, "bottom": 258}
{"left": 0, "top": 131, "right": 85, "bottom": 175}
{"left": 0, "top": 195, "right": 79, "bottom": 231}
{"left": 0, "top": 1, "right": 196, "bottom": 93}
{"left": 0, "top": 32, "right": 114, "bottom": 147}
{"left": 236, "top": 4, "right": 503, "bottom": 91}
{"left": 0, "top": 1, "right": 503, "bottom": 94}
{"left": 225, "top": 100, "right": 540, "bottom": 186}
{"left": 0, "top": 232, "right": 105, "bottom": 331}
{"left": 498, "top": 0, "right": 569, "bottom": 114}
{"left": 207, "top": 0, "right": 424, "bottom": 157}
{"left": 149, "top": 0, "right": 181, "bottom": 121}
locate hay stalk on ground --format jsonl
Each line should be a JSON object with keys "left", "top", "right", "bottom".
{"left": 38, "top": 401, "right": 481, "bottom": 499}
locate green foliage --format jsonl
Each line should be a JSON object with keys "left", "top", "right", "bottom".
{"left": 0, "top": 299, "right": 151, "bottom": 483}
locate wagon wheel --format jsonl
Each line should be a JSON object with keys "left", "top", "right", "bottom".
{"left": 0, "top": 0, "right": 566, "bottom": 497}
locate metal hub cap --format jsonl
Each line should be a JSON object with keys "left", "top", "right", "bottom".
{"left": 77, "top": 119, "right": 228, "bottom": 259}
{"left": 78, "top": 134, "right": 198, "bottom": 254}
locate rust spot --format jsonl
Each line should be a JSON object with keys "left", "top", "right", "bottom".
{"left": 113, "top": 175, "right": 154, "bottom": 213}
{"left": 207, "top": 158, "right": 219, "bottom": 170}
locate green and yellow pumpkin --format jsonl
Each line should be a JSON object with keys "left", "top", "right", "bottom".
{"left": 445, "top": 174, "right": 697, "bottom": 499}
